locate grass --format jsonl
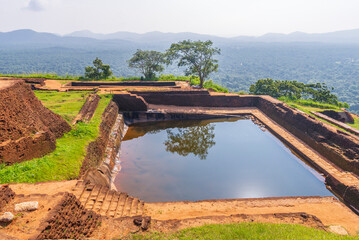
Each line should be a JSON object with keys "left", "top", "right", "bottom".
{"left": 278, "top": 97, "right": 342, "bottom": 110}
{"left": 124, "top": 223, "right": 358, "bottom": 240}
{"left": 0, "top": 94, "right": 112, "bottom": 183}
{"left": 279, "top": 97, "right": 359, "bottom": 132}
{"left": 0, "top": 73, "right": 79, "bottom": 80}
{"left": 34, "top": 91, "right": 91, "bottom": 123}
{"left": 348, "top": 116, "right": 359, "bottom": 130}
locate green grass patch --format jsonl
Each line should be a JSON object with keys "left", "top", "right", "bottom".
{"left": 0, "top": 73, "right": 80, "bottom": 80}
{"left": 34, "top": 91, "right": 91, "bottom": 123}
{"left": 279, "top": 97, "right": 342, "bottom": 110}
{"left": 0, "top": 94, "right": 112, "bottom": 183}
{"left": 348, "top": 116, "right": 359, "bottom": 130}
{"left": 124, "top": 223, "right": 358, "bottom": 240}
{"left": 282, "top": 99, "right": 359, "bottom": 132}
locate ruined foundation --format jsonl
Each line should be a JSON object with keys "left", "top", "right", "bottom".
{"left": 0, "top": 81, "right": 71, "bottom": 164}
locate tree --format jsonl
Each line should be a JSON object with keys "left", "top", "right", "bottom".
{"left": 128, "top": 50, "right": 165, "bottom": 79}
{"left": 84, "top": 57, "right": 112, "bottom": 80}
{"left": 249, "top": 78, "right": 280, "bottom": 97}
{"left": 249, "top": 79, "right": 349, "bottom": 108}
{"left": 165, "top": 40, "right": 221, "bottom": 88}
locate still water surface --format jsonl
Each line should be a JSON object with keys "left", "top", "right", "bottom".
{"left": 114, "top": 118, "right": 333, "bottom": 202}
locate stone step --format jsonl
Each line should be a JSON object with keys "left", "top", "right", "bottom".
{"left": 112, "top": 192, "right": 127, "bottom": 218}
{"left": 130, "top": 198, "right": 139, "bottom": 216}
{"left": 123, "top": 196, "right": 134, "bottom": 217}
{"left": 72, "top": 181, "right": 144, "bottom": 218}
{"left": 79, "top": 184, "right": 95, "bottom": 204}
{"left": 92, "top": 188, "right": 108, "bottom": 212}
{"left": 84, "top": 185, "right": 102, "bottom": 210}
{"left": 137, "top": 201, "right": 145, "bottom": 216}
{"left": 106, "top": 193, "right": 120, "bottom": 217}
{"left": 99, "top": 190, "right": 116, "bottom": 216}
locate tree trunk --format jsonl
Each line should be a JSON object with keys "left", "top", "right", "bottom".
{"left": 199, "top": 76, "right": 204, "bottom": 88}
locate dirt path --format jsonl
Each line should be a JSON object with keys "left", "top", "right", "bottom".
{"left": 145, "top": 196, "right": 359, "bottom": 235}
{"left": 0, "top": 80, "right": 17, "bottom": 90}
{"left": 8, "top": 180, "right": 78, "bottom": 196}
{"left": 43, "top": 79, "right": 62, "bottom": 89}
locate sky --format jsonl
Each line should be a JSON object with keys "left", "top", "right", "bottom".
{"left": 0, "top": 0, "right": 358, "bottom": 37}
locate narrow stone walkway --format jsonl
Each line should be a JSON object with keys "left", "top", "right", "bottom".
{"left": 72, "top": 181, "right": 145, "bottom": 218}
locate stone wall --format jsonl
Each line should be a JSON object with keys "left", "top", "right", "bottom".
{"left": 112, "top": 93, "right": 148, "bottom": 111}
{"left": 130, "top": 91, "right": 256, "bottom": 107}
{"left": 129, "top": 90, "right": 359, "bottom": 176}
{"left": 69, "top": 81, "right": 176, "bottom": 87}
{"left": 84, "top": 114, "right": 127, "bottom": 188}
{"left": 0, "top": 81, "right": 71, "bottom": 164}
{"left": 255, "top": 96, "right": 359, "bottom": 176}
{"left": 72, "top": 94, "right": 101, "bottom": 124}
{"left": 125, "top": 90, "right": 359, "bottom": 210}
{"left": 79, "top": 100, "right": 119, "bottom": 176}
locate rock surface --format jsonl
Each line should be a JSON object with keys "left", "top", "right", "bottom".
{"left": 328, "top": 225, "right": 349, "bottom": 235}
{"left": 0, "top": 212, "right": 14, "bottom": 223}
{"left": 14, "top": 201, "right": 38, "bottom": 212}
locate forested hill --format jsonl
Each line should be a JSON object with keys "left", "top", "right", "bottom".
{"left": 1, "top": 29, "right": 359, "bottom": 112}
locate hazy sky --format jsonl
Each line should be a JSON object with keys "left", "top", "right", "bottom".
{"left": 0, "top": 0, "right": 358, "bottom": 36}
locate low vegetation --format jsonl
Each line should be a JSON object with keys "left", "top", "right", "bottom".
{"left": 34, "top": 91, "right": 90, "bottom": 123}
{"left": 348, "top": 116, "right": 359, "bottom": 130}
{"left": 0, "top": 93, "right": 112, "bottom": 183}
{"left": 250, "top": 79, "right": 349, "bottom": 108}
{"left": 124, "top": 223, "right": 358, "bottom": 240}
{"left": 0, "top": 73, "right": 79, "bottom": 80}
{"left": 279, "top": 97, "right": 342, "bottom": 110}
{"left": 282, "top": 100, "right": 359, "bottom": 132}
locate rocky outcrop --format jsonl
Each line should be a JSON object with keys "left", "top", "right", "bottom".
{"left": 35, "top": 192, "right": 101, "bottom": 240}
{"left": 0, "top": 81, "right": 71, "bottom": 164}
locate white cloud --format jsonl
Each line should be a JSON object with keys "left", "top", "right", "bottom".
{"left": 25, "top": 0, "right": 48, "bottom": 12}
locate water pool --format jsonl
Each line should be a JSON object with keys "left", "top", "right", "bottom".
{"left": 114, "top": 118, "right": 333, "bottom": 202}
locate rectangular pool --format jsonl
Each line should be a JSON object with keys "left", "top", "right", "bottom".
{"left": 114, "top": 118, "right": 333, "bottom": 202}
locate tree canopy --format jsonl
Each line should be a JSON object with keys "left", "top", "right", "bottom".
{"left": 128, "top": 50, "right": 165, "bottom": 79}
{"left": 165, "top": 40, "right": 221, "bottom": 88}
{"left": 249, "top": 79, "right": 348, "bottom": 107}
{"left": 84, "top": 57, "right": 112, "bottom": 80}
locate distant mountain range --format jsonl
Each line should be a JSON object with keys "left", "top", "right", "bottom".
{"left": 1, "top": 28, "right": 359, "bottom": 113}
{"left": 67, "top": 29, "right": 359, "bottom": 43}
{"left": 1, "top": 28, "right": 359, "bottom": 47}
{"left": 0, "top": 29, "right": 135, "bottom": 49}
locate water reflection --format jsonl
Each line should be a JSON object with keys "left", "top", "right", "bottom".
{"left": 164, "top": 125, "right": 215, "bottom": 160}
{"left": 115, "top": 118, "right": 334, "bottom": 202}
